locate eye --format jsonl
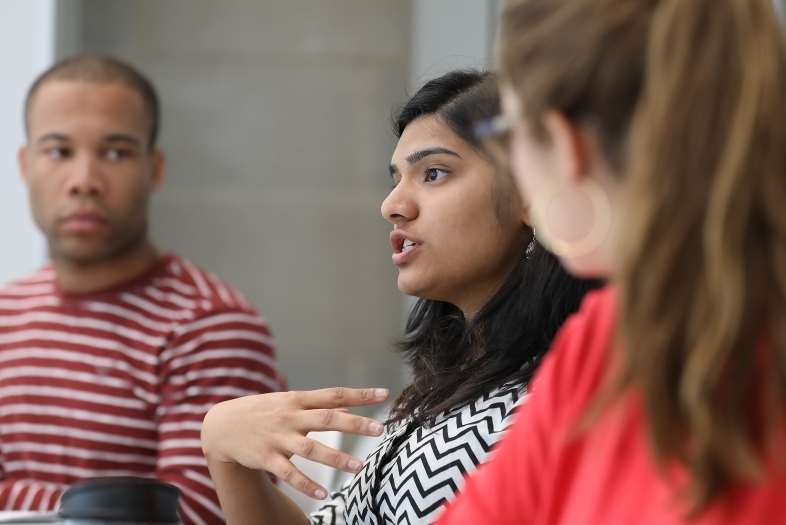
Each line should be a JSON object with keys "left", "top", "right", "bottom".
{"left": 106, "top": 148, "right": 132, "bottom": 161}
{"left": 425, "top": 168, "right": 449, "bottom": 182}
{"left": 46, "top": 148, "right": 70, "bottom": 160}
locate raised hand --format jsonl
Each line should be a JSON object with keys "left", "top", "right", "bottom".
{"left": 202, "top": 387, "right": 389, "bottom": 499}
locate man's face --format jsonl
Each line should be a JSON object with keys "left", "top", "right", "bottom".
{"left": 20, "top": 80, "right": 164, "bottom": 265}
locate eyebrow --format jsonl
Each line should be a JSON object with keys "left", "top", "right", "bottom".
{"left": 405, "top": 147, "right": 461, "bottom": 164}
{"left": 389, "top": 147, "right": 462, "bottom": 177}
{"left": 36, "top": 133, "right": 70, "bottom": 144}
{"left": 35, "top": 133, "right": 143, "bottom": 147}
{"left": 103, "top": 134, "right": 143, "bottom": 147}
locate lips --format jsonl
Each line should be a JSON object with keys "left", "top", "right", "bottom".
{"left": 59, "top": 209, "right": 108, "bottom": 233}
{"left": 390, "top": 230, "right": 421, "bottom": 266}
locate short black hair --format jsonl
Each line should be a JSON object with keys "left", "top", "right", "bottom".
{"left": 25, "top": 54, "right": 160, "bottom": 149}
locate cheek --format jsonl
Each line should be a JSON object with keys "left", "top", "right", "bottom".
{"left": 438, "top": 195, "right": 509, "bottom": 266}
{"left": 26, "top": 176, "right": 58, "bottom": 217}
{"left": 509, "top": 138, "right": 545, "bottom": 207}
{"left": 108, "top": 170, "right": 152, "bottom": 210}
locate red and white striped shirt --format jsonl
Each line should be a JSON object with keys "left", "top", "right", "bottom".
{"left": 0, "top": 254, "right": 285, "bottom": 525}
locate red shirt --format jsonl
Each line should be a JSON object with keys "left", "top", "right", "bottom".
{"left": 437, "top": 287, "right": 786, "bottom": 525}
{"left": 0, "top": 254, "right": 285, "bottom": 524}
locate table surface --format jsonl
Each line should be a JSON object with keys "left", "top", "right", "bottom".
{"left": 0, "top": 511, "right": 58, "bottom": 524}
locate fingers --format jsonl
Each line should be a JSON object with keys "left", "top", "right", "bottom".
{"left": 295, "top": 436, "right": 365, "bottom": 476}
{"left": 270, "top": 456, "right": 329, "bottom": 500}
{"left": 271, "top": 436, "right": 367, "bottom": 500}
{"left": 306, "top": 409, "right": 384, "bottom": 437}
{"left": 296, "top": 387, "right": 389, "bottom": 410}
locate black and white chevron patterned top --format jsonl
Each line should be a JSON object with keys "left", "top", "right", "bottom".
{"left": 308, "top": 383, "right": 526, "bottom": 525}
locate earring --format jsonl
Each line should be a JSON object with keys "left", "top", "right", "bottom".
{"left": 531, "top": 177, "right": 611, "bottom": 258}
{"left": 526, "top": 226, "right": 537, "bottom": 257}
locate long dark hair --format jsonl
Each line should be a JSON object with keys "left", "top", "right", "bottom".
{"left": 388, "top": 70, "right": 604, "bottom": 425}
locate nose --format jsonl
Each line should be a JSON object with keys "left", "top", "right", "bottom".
{"left": 66, "top": 153, "right": 106, "bottom": 198}
{"left": 381, "top": 179, "right": 418, "bottom": 225}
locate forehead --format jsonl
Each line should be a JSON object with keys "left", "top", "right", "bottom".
{"left": 392, "top": 115, "right": 473, "bottom": 161}
{"left": 27, "top": 80, "right": 150, "bottom": 138}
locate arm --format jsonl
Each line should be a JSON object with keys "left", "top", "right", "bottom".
{"left": 207, "top": 461, "right": 308, "bottom": 525}
{"left": 0, "top": 480, "right": 65, "bottom": 511}
{"left": 157, "top": 309, "right": 285, "bottom": 525}
{"left": 0, "top": 448, "right": 67, "bottom": 510}
{"left": 201, "top": 388, "right": 389, "bottom": 525}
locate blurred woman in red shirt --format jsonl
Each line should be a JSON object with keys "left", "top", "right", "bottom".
{"left": 438, "top": 0, "right": 786, "bottom": 524}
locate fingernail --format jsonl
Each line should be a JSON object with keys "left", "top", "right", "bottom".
{"left": 369, "top": 422, "right": 383, "bottom": 435}
{"left": 314, "top": 489, "right": 327, "bottom": 499}
{"left": 347, "top": 459, "right": 362, "bottom": 471}
{"left": 374, "top": 389, "right": 388, "bottom": 398}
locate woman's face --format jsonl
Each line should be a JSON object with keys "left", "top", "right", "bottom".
{"left": 381, "top": 114, "right": 528, "bottom": 317}
{"left": 501, "top": 84, "right": 620, "bottom": 279}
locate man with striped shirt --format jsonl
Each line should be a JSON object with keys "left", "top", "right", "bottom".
{"left": 0, "top": 55, "right": 285, "bottom": 525}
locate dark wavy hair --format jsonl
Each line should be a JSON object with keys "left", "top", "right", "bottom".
{"left": 388, "top": 70, "right": 604, "bottom": 426}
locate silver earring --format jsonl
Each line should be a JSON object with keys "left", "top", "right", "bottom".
{"left": 526, "top": 226, "right": 537, "bottom": 257}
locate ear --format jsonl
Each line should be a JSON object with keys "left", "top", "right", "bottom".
{"left": 18, "top": 146, "right": 29, "bottom": 185}
{"left": 540, "top": 110, "right": 592, "bottom": 186}
{"left": 151, "top": 149, "right": 166, "bottom": 191}
{"left": 522, "top": 206, "right": 533, "bottom": 227}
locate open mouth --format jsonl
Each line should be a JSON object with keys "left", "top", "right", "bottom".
{"left": 390, "top": 230, "right": 421, "bottom": 265}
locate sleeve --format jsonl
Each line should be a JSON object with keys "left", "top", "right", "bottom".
{"left": 435, "top": 288, "right": 615, "bottom": 525}
{"left": 0, "top": 479, "right": 65, "bottom": 511}
{"left": 308, "top": 479, "right": 350, "bottom": 525}
{"left": 157, "top": 308, "right": 286, "bottom": 525}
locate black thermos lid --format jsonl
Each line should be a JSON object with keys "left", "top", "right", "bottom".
{"left": 59, "top": 478, "right": 180, "bottom": 524}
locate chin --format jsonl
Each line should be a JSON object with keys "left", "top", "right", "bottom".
{"left": 52, "top": 241, "right": 116, "bottom": 265}
{"left": 559, "top": 255, "right": 612, "bottom": 280}
{"left": 396, "top": 273, "right": 431, "bottom": 299}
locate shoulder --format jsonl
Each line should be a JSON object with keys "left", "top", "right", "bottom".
{"left": 547, "top": 285, "right": 616, "bottom": 368}
{"left": 558, "top": 285, "right": 617, "bottom": 343}
{"left": 161, "top": 255, "right": 259, "bottom": 313}
{"left": 160, "top": 293, "right": 282, "bottom": 389}
{"left": 464, "top": 382, "right": 524, "bottom": 419}
{"left": 525, "top": 286, "right": 617, "bottom": 422}
{"left": 156, "top": 255, "right": 275, "bottom": 350}
{"left": 0, "top": 266, "right": 56, "bottom": 299}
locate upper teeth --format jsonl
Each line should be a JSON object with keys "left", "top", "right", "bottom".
{"left": 402, "top": 240, "right": 415, "bottom": 251}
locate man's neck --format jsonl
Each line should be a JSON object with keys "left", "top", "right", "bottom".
{"left": 53, "top": 239, "right": 162, "bottom": 295}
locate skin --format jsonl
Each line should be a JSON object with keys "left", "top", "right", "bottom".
{"left": 501, "top": 85, "right": 623, "bottom": 279}
{"left": 19, "top": 80, "right": 165, "bottom": 294}
{"left": 383, "top": 115, "right": 529, "bottom": 317}
{"left": 201, "top": 115, "right": 530, "bottom": 525}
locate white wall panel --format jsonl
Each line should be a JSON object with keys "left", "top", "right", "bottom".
{"left": 0, "top": 0, "right": 55, "bottom": 284}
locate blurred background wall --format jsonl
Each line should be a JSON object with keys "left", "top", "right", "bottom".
{"left": 0, "top": 0, "right": 500, "bottom": 406}
{"left": 0, "top": 1, "right": 52, "bottom": 284}
{"left": 4, "top": 0, "right": 786, "bottom": 402}
{"left": 2, "top": 0, "right": 786, "bottom": 474}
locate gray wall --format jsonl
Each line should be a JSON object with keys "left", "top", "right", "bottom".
{"left": 776, "top": 0, "right": 786, "bottom": 23}
{"left": 63, "top": 0, "right": 410, "bottom": 399}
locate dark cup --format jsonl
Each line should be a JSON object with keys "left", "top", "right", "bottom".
{"left": 59, "top": 478, "right": 180, "bottom": 524}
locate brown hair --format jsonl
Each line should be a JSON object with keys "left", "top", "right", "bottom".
{"left": 500, "top": 0, "right": 786, "bottom": 513}
{"left": 25, "top": 54, "right": 160, "bottom": 149}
